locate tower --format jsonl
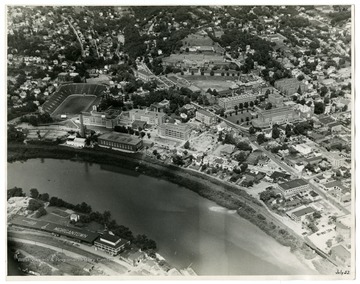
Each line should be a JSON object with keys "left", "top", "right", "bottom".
{"left": 80, "top": 113, "right": 85, "bottom": 138}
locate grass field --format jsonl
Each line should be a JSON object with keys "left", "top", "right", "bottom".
{"left": 225, "top": 111, "right": 254, "bottom": 124}
{"left": 187, "top": 79, "right": 235, "bottom": 91}
{"left": 52, "top": 95, "right": 97, "bottom": 116}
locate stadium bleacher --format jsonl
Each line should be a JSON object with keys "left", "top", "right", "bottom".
{"left": 42, "top": 83, "right": 107, "bottom": 114}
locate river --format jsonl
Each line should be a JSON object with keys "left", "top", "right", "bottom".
{"left": 7, "top": 159, "right": 316, "bottom": 275}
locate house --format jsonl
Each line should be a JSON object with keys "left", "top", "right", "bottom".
{"left": 70, "top": 214, "right": 80, "bottom": 222}
{"left": 83, "top": 263, "right": 94, "bottom": 273}
{"left": 322, "top": 180, "right": 342, "bottom": 192}
{"left": 328, "top": 121, "right": 342, "bottom": 132}
{"left": 270, "top": 171, "right": 291, "bottom": 182}
{"left": 220, "top": 144, "right": 236, "bottom": 157}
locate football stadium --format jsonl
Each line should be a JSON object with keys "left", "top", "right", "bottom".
{"left": 42, "top": 83, "right": 107, "bottom": 117}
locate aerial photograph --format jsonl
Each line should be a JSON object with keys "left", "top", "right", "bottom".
{"left": 6, "top": 4, "right": 354, "bottom": 279}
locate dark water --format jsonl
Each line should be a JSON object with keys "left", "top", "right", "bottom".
{"left": 7, "top": 159, "right": 315, "bottom": 275}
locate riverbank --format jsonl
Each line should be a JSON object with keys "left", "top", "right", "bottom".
{"left": 8, "top": 143, "right": 319, "bottom": 274}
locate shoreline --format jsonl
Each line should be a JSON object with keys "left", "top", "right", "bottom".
{"left": 8, "top": 143, "right": 320, "bottom": 274}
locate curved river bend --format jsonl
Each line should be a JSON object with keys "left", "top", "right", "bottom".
{"left": 7, "top": 159, "right": 316, "bottom": 275}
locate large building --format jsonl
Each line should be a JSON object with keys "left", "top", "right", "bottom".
{"left": 98, "top": 132, "right": 143, "bottom": 152}
{"left": 135, "top": 69, "right": 155, "bottom": 82}
{"left": 94, "top": 233, "right": 130, "bottom": 256}
{"left": 323, "top": 151, "right": 347, "bottom": 168}
{"left": 252, "top": 106, "right": 301, "bottom": 128}
{"left": 278, "top": 179, "right": 310, "bottom": 198}
{"left": 158, "top": 123, "right": 192, "bottom": 141}
{"left": 217, "top": 93, "right": 258, "bottom": 110}
{"left": 195, "top": 109, "right": 217, "bottom": 126}
{"left": 274, "top": 78, "right": 308, "bottom": 96}
{"left": 268, "top": 93, "right": 284, "bottom": 107}
{"left": 129, "top": 108, "right": 166, "bottom": 126}
{"left": 10, "top": 216, "right": 99, "bottom": 244}
{"left": 82, "top": 108, "right": 122, "bottom": 129}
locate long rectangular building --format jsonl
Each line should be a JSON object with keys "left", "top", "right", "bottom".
{"left": 158, "top": 123, "right": 192, "bottom": 141}
{"left": 278, "top": 179, "right": 310, "bottom": 198}
{"left": 98, "top": 132, "right": 143, "bottom": 152}
{"left": 217, "top": 93, "right": 258, "bottom": 110}
{"left": 10, "top": 216, "right": 99, "bottom": 244}
{"left": 252, "top": 106, "right": 301, "bottom": 128}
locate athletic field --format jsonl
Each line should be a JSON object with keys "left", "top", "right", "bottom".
{"left": 52, "top": 95, "right": 97, "bottom": 116}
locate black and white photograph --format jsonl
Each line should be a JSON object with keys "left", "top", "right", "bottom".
{"left": 4, "top": 1, "right": 356, "bottom": 280}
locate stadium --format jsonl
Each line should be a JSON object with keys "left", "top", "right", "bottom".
{"left": 42, "top": 83, "right": 108, "bottom": 117}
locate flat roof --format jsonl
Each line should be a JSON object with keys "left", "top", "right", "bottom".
{"left": 160, "top": 123, "right": 191, "bottom": 132}
{"left": 10, "top": 216, "right": 99, "bottom": 243}
{"left": 98, "top": 132, "right": 142, "bottom": 146}
{"left": 279, "top": 179, "right": 308, "bottom": 191}
{"left": 95, "top": 235, "right": 129, "bottom": 249}
{"left": 218, "top": 93, "right": 257, "bottom": 102}
{"left": 196, "top": 109, "right": 215, "bottom": 117}
{"left": 318, "top": 116, "right": 335, "bottom": 125}
{"left": 292, "top": 207, "right": 315, "bottom": 217}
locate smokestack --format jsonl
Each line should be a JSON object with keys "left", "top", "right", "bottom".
{"left": 80, "top": 113, "right": 85, "bottom": 138}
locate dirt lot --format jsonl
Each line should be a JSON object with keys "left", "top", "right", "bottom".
{"left": 189, "top": 133, "right": 216, "bottom": 152}
{"left": 53, "top": 95, "right": 97, "bottom": 116}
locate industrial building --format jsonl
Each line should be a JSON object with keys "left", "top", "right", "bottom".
{"left": 98, "top": 132, "right": 143, "bottom": 152}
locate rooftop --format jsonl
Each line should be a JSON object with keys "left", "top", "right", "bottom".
{"left": 292, "top": 206, "right": 315, "bottom": 217}
{"left": 98, "top": 132, "right": 142, "bottom": 146}
{"left": 279, "top": 179, "right": 308, "bottom": 191}
{"left": 11, "top": 216, "right": 99, "bottom": 243}
{"left": 196, "top": 109, "right": 215, "bottom": 117}
{"left": 159, "top": 123, "right": 191, "bottom": 132}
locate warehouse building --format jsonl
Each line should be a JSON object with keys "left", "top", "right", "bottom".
{"left": 98, "top": 132, "right": 143, "bottom": 152}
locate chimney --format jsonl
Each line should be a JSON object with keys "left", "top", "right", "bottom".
{"left": 80, "top": 113, "right": 85, "bottom": 137}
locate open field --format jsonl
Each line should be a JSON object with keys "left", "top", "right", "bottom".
{"left": 186, "top": 78, "right": 235, "bottom": 91}
{"left": 225, "top": 111, "right": 254, "bottom": 124}
{"left": 52, "top": 95, "right": 97, "bottom": 116}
